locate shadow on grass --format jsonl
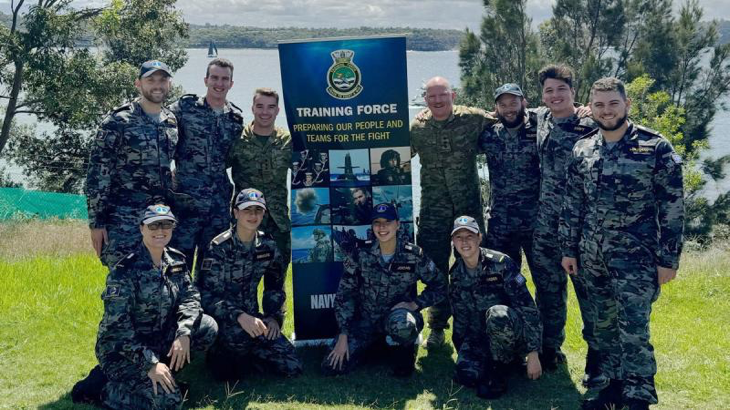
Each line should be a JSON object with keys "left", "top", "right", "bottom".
{"left": 37, "top": 347, "right": 584, "bottom": 410}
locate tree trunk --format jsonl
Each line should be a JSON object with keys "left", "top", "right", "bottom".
{"left": 0, "top": 61, "right": 24, "bottom": 156}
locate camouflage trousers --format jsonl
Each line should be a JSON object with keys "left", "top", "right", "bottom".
{"left": 214, "top": 320, "right": 302, "bottom": 378}
{"left": 531, "top": 218, "right": 597, "bottom": 351}
{"left": 100, "top": 314, "right": 218, "bottom": 410}
{"left": 261, "top": 214, "right": 291, "bottom": 270}
{"left": 580, "top": 233, "right": 660, "bottom": 404}
{"left": 417, "top": 201, "right": 486, "bottom": 331}
{"left": 454, "top": 305, "right": 526, "bottom": 387}
{"left": 170, "top": 197, "right": 231, "bottom": 273}
{"left": 100, "top": 208, "right": 142, "bottom": 268}
{"left": 321, "top": 310, "right": 424, "bottom": 375}
{"left": 485, "top": 211, "right": 536, "bottom": 272}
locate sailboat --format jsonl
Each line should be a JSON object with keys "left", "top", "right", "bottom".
{"left": 207, "top": 41, "right": 218, "bottom": 58}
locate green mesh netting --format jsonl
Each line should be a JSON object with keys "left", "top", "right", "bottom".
{"left": 0, "top": 188, "right": 87, "bottom": 220}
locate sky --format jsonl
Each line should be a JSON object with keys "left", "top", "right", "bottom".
{"left": 3, "top": 1, "right": 728, "bottom": 30}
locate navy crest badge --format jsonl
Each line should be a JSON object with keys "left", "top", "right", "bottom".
{"left": 326, "top": 49, "right": 363, "bottom": 100}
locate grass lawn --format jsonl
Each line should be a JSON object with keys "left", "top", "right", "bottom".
{"left": 1, "top": 220, "right": 729, "bottom": 409}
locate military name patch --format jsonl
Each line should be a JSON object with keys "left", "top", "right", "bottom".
{"left": 483, "top": 274, "right": 504, "bottom": 286}
{"left": 392, "top": 263, "right": 415, "bottom": 273}
{"left": 170, "top": 266, "right": 184, "bottom": 274}
{"left": 103, "top": 284, "right": 121, "bottom": 299}
{"left": 630, "top": 146, "right": 653, "bottom": 155}
{"left": 256, "top": 251, "right": 273, "bottom": 261}
{"left": 201, "top": 258, "right": 214, "bottom": 271}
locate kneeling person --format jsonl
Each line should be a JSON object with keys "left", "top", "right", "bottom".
{"left": 197, "top": 188, "right": 302, "bottom": 380}
{"left": 322, "top": 203, "right": 447, "bottom": 377}
{"left": 450, "top": 216, "right": 543, "bottom": 399}
{"left": 93, "top": 205, "right": 218, "bottom": 410}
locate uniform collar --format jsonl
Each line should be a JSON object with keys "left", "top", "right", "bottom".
{"left": 231, "top": 225, "right": 263, "bottom": 250}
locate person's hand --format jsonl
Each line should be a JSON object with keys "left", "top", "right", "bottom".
{"left": 90, "top": 228, "right": 108, "bottom": 257}
{"left": 237, "top": 312, "right": 268, "bottom": 338}
{"left": 327, "top": 334, "right": 349, "bottom": 371}
{"left": 264, "top": 317, "right": 281, "bottom": 340}
{"left": 148, "top": 362, "right": 176, "bottom": 395}
{"left": 561, "top": 257, "right": 578, "bottom": 276}
{"left": 391, "top": 301, "right": 418, "bottom": 311}
{"left": 526, "top": 351, "right": 542, "bottom": 380}
{"left": 415, "top": 108, "right": 430, "bottom": 121}
{"left": 657, "top": 266, "right": 678, "bottom": 286}
{"left": 167, "top": 336, "right": 190, "bottom": 371}
{"left": 576, "top": 105, "right": 592, "bottom": 118}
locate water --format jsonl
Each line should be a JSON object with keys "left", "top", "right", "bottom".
{"left": 4, "top": 47, "right": 729, "bottom": 203}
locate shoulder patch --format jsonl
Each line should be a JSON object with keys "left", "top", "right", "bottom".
{"left": 635, "top": 124, "right": 661, "bottom": 137}
{"left": 404, "top": 242, "right": 423, "bottom": 256}
{"left": 212, "top": 230, "right": 233, "bottom": 245}
{"left": 112, "top": 102, "right": 133, "bottom": 114}
{"left": 513, "top": 273, "right": 527, "bottom": 286}
{"left": 103, "top": 283, "right": 122, "bottom": 300}
{"left": 671, "top": 153, "right": 683, "bottom": 164}
{"left": 201, "top": 258, "right": 214, "bottom": 271}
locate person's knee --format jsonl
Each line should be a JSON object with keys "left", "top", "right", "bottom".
{"left": 387, "top": 308, "right": 422, "bottom": 345}
{"left": 192, "top": 314, "right": 218, "bottom": 352}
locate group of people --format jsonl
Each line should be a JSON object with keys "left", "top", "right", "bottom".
{"left": 73, "top": 56, "right": 683, "bottom": 410}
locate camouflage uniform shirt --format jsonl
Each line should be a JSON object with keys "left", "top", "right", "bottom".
{"left": 334, "top": 240, "right": 447, "bottom": 336}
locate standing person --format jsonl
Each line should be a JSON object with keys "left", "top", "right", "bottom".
{"left": 197, "top": 189, "right": 302, "bottom": 381}
{"left": 478, "top": 83, "right": 540, "bottom": 271}
{"left": 561, "top": 77, "right": 684, "bottom": 410}
{"left": 309, "top": 228, "right": 333, "bottom": 263}
{"left": 86, "top": 60, "right": 178, "bottom": 267}
{"left": 410, "top": 76, "right": 496, "bottom": 348}
{"left": 322, "top": 203, "right": 447, "bottom": 376}
{"left": 169, "top": 58, "right": 244, "bottom": 271}
{"left": 228, "top": 88, "right": 292, "bottom": 268}
{"left": 530, "top": 65, "right": 602, "bottom": 386}
{"left": 86, "top": 205, "right": 217, "bottom": 409}
{"left": 449, "top": 216, "right": 542, "bottom": 399}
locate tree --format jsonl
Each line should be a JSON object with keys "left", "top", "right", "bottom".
{"left": 458, "top": 0, "right": 542, "bottom": 108}
{"left": 1, "top": 0, "right": 188, "bottom": 193}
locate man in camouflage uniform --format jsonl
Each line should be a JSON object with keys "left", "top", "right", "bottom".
{"left": 169, "top": 58, "right": 244, "bottom": 271}
{"left": 95, "top": 205, "right": 218, "bottom": 409}
{"left": 478, "top": 84, "right": 540, "bottom": 272}
{"left": 410, "top": 76, "right": 496, "bottom": 347}
{"left": 197, "top": 189, "right": 302, "bottom": 381}
{"left": 322, "top": 203, "right": 447, "bottom": 376}
{"left": 309, "top": 228, "right": 333, "bottom": 262}
{"left": 560, "top": 78, "right": 684, "bottom": 410}
{"left": 449, "top": 216, "right": 543, "bottom": 399}
{"left": 228, "top": 88, "right": 292, "bottom": 267}
{"left": 86, "top": 60, "right": 178, "bottom": 267}
{"left": 530, "top": 65, "right": 602, "bottom": 386}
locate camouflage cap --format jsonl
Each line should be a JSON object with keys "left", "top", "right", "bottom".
{"left": 387, "top": 308, "right": 418, "bottom": 345}
{"left": 139, "top": 60, "right": 172, "bottom": 79}
{"left": 494, "top": 83, "right": 524, "bottom": 101}
{"left": 140, "top": 204, "right": 176, "bottom": 225}
{"left": 312, "top": 228, "right": 325, "bottom": 237}
{"left": 451, "top": 215, "right": 480, "bottom": 236}
{"left": 371, "top": 202, "right": 399, "bottom": 222}
{"left": 235, "top": 188, "right": 267, "bottom": 210}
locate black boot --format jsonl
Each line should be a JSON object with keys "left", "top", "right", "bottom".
{"left": 391, "top": 344, "right": 417, "bottom": 377}
{"left": 582, "top": 379, "right": 623, "bottom": 410}
{"left": 206, "top": 344, "right": 240, "bottom": 382}
{"left": 476, "top": 361, "right": 508, "bottom": 400}
{"left": 539, "top": 347, "right": 566, "bottom": 371}
{"left": 582, "top": 348, "right": 608, "bottom": 388}
{"left": 624, "top": 398, "right": 650, "bottom": 410}
{"left": 71, "top": 365, "right": 107, "bottom": 407}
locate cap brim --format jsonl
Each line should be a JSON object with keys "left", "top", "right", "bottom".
{"left": 371, "top": 215, "right": 398, "bottom": 223}
{"left": 451, "top": 226, "right": 480, "bottom": 236}
{"left": 143, "top": 215, "right": 176, "bottom": 224}
{"left": 494, "top": 90, "right": 524, "bottom": 101}
{"left": 237, "top": 201, "right": 267, "bottom": 210}
{"left": 141, "top": 68, "right": 172, "bottom": 78}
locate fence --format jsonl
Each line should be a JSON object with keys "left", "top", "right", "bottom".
{"left": 0, "top": 188, "right": 87, "bottom": 221}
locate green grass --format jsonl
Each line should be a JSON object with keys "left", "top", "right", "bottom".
{"left": 1, "top": 229, "right": 729, "bottom": 409}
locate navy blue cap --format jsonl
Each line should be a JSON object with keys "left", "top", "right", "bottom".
{"left": 371, "top": 202, "right": 398, "bottom": 222}
{"left": 235, "top": 188, "right": 267, "bottom": 210}
{"left": 139, "top": 60, "right": 172, "bottom": 79}
{"left": 494, "top": 83, "right": 524, "bottom": 101}
{"left": 140, "top": 204, "right": 176, "bottom": 225}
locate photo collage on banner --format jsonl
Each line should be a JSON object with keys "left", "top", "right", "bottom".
{"left": 280, "top": 36, "right": 412, "bottom": 342}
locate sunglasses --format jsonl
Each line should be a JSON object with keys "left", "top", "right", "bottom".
{"left": 147, "top": 221, "right": 176, "bottom": 230}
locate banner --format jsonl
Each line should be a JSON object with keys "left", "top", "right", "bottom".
{"left": 279, "top": 36, "right": 413, "bottom": 342}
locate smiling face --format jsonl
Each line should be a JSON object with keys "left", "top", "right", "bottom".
{"left": 135, "top": 71, "right": 171, "bottom": 104}
{"left": 372, "top": 218, "right": 399, "bottom": 244}
{"left": 591, "top": 90, "right": 630, "bottom": 132}
{"left": 451, "top": 229, "right": 482, "bottom": 261}
{"left": 234, "top": 206, "right": 265, "bottom": 231}
{"left": 425, "top": 78, "right": 456, "bottom": 121}
{"left": 252, "top": 94, "right": 279, "bottom": 129}
{"left": 140, "top": 221, "right": 174, "bottom": 252}
{"left": 204, "top": 64, "right": 233, "bottom": 101}
{"left": 541, "top": 78, "right": 575, "bottom": 117}
{"left": 495, "top": 94, "right": 527, "bottom": 128}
